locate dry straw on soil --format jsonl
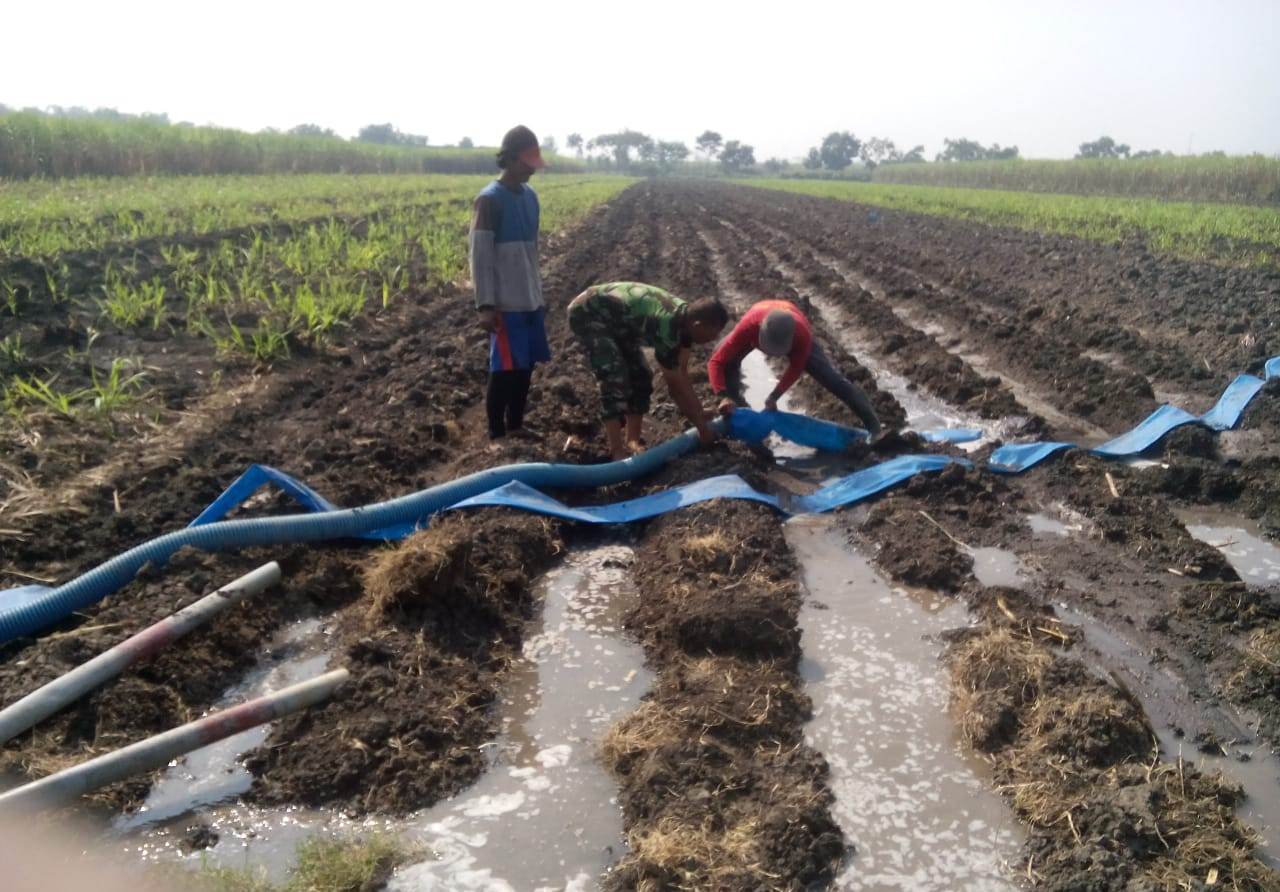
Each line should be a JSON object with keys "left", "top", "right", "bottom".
{"left": 360, "top": 513, "right": 560, "bottom": 622}
{"left": 948, "top": 625, "right": 1278, "bottom": 891}
{"left": 600, "top": 654, "right": 833, "bottom": 891}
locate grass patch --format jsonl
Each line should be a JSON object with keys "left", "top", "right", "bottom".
{"left": 740, "top": 178, "right": 1280, "bottom": 269}
{"left": 191, "top": 834, "right": 411, "bottom": 892}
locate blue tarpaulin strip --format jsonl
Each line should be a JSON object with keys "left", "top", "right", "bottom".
{"left": 3, "top": 357, "right": 1276, "bottom": 620}
{"left": 452, "top": 455, "right": 968, "bottom": 524}
{"left": 989, "top": 359, "right": 1278, "bottom": 474}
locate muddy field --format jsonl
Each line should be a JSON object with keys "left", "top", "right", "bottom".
{"left": 2, "top": 179, "right": 1279, "bottom": 890}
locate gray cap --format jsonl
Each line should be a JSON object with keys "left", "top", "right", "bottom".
{"left": 758, "top": 310, "right": 796, "bottom": 356}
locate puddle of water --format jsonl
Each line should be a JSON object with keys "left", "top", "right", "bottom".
{"left": 788, "top": 516, "right": 1024, "bottom": 890}
{"left": 1058, "top": 605, "right": 1280, "bottom": 865}
{"left": 800, "top": 292, "right": 1009, "bottom": 452}
{"left": 116, "top": 619, "right": 332, "bottom": 833}
{"left": 390, "top": 544, "right": 652, "bottom": 892}
{"left": 106, "top": 618, "right": 372, "bottom": 882}
{"left": 968, "top": 547, "right": 1027, "bottom": 589}
{"left": 738, "top": 349, "right": 818, "bottom": 462}
{"left": 1177, "top": 507, "right": 1280, "bottom": 585}
{"left": 1026, "top": 513, "right": 1071, "bottom": 537}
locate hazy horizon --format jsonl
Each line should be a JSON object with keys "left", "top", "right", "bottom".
{"left": 6, "top": 0, "right": 1279, "bottom": 162}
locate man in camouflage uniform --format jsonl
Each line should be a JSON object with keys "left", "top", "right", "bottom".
{"left": 568, "top": 282, "right": 729, "bottom": 460}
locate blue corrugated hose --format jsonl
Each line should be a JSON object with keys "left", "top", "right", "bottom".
{"left": 2, "top": 353, "right": 1276, "bottom": 646}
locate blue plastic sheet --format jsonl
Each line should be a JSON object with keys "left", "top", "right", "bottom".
{"left": 990, "top": 360, "right": 1278, "bottom": 474}
{"left": 452, "top": 454, "right": 966, "bottom": 523}
{"left": 453, "top": 475, "right": 782, "bottom": 523}
{"left": 921, "top": 428, "right": 983, "bottom": 444}
{"left": 3, "top": 356, "right": 1275, "bottom": 626}
{"left": 729, "top": 409, "right": 867, "bottom": 451}
{"left": 187, "top": 463, "right": 416, "bottom": 540}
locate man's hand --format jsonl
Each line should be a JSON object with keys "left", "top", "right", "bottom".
{"left": 477, "top": 308, "right": 499, "bottom": 333}
{"left": 764, "top": 395, "right": 779, "bottom": 413}
{"left": 717, "top": 397, "right": 737, "bottom": 417}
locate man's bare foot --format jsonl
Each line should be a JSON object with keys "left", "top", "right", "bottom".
{"left": 486, "top": 440, "right": 505, "bottom": 453}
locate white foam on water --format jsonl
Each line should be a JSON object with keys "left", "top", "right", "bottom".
{"left": 389, "top": 544, "right": 652, "bottom": 892}
{"left": 1178, "top": 507, "right": 1280, "bottom": 584}
{"left": 788, "top": 517, "right": 1024, "bottom": 890}
{"left": 115, "top": 618, "right": 332, "bottom": 833}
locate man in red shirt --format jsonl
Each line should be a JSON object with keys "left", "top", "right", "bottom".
{"left": 707, "top": 300, "right": 883, "bottom": 436}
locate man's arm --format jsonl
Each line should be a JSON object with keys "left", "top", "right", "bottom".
{"left": 469, "top": 195, "right": 499, "bottom": 329}
{"left": 707, "top": 319, "right": 752, "bottom": 395}
{"left": 664, "top": 349, "right": 716, "bottom": 445}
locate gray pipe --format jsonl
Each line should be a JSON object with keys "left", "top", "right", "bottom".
{"left": 0, "top": 562, "right": 282, "bottom": 745}
{"left": 0, "top": 667, "right": 348, "bottom": 814}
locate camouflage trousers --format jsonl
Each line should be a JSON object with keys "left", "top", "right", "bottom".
{"left": 568, "top": 298, "right": 653, "bottom": 421}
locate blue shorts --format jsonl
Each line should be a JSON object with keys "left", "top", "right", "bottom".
{"left": 490, "top": 308, "right": 551, "bottom": 372}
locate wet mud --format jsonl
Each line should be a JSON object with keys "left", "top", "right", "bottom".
{"left": 3, "top": 178, "right": 1279, "bottom": 889}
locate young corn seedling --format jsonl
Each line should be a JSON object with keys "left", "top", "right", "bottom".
{"left": 6, "top": 374, "right": 85, "bottom": 419}
{"left": 89, "top": 358, "right": 147, "bottom": 413}
{"left": 0, "top": 333, "right": 27, "bottom": 369}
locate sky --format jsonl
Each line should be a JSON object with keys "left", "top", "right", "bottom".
{"left": 5, "top": 0, "right": 1279, "bottom": 160}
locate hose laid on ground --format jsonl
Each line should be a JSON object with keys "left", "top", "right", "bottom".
{"left": 1, "top": 355, "right": 1275, "bottom": 646}
{"left": 0, "top": 426, "right": 715, "bottom": 644}
{"left": 0, "top": 669, "right": 349, "bottom": 813}
{"left": 0, "top": 563, "right": 281, "bottom": 745}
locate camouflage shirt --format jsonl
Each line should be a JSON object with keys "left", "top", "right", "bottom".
{"left": 582, "top": 282, "right": 690, "bottom": 369}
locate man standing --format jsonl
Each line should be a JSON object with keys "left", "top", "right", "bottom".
{"left": 568, "top": 282, "right": 728, "bottom": 460}
{"left": 708, "top": 299, "right": 883, "bottom": 435}
{"left": 470, "top": 125, "right": 549, "bottom": 448}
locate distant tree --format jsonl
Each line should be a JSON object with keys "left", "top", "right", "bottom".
{"left": 696, "top": 130, "right": 723, "bottom": 161}
{"left": 719, "top": 140, "right": 756, "bottom": 172}
{"left": 803, "top": 147, "right": 822, "bottom": 170}
{"left": 289, "top": 123, "right": 337, "bottom": 138}
{"left": 658, "top": 141, "right": 690, "bottom": 168}
{"left": 1130, "top": 148, "right": 1167, "bottom": 159}
{"left": 763, "top": 157, "right": 787, "bottom": 175}
{"left": 567, "top": 133, "right": 584, "bottom": 157}
{"left": 1076, "top": 136, "right": 1130, "bottom": 159}
{"left": 459, "top": 136, "right": 474, "bottom": 148}
{"left": 542, "top": 135, "right": 558, "bottom": 155}
{"left": 819, "top": 131, "right": 861, "bottom": 171}
{"left": 936, "top": 137, "right": 986, "bottom": 162}
{"left": 356, "top": 123, "right": 427, "bottom": 147}
{"left": 860, "top": 137, "right": 901, "bottom": 169}
{"left": 0, "top": 103, "right": 10, "bottom": 115}
{"left": 637, "top": 137, "right": 659, "bottom": 164}
{"left": 357, "top": 123, "right": 402, "bottom": 145}
{"left": 936, "top": 137, "right": 1017, "bottom": 162}
{"left": 594, "top": 130, "right": 652, "bottom": 167}
{"left": 900, "top": 145, "right": 926, "bottom": 163}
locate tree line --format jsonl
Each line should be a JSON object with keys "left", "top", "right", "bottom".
{"left": 558, "top": 130, "right": 757, "bottom": 174}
